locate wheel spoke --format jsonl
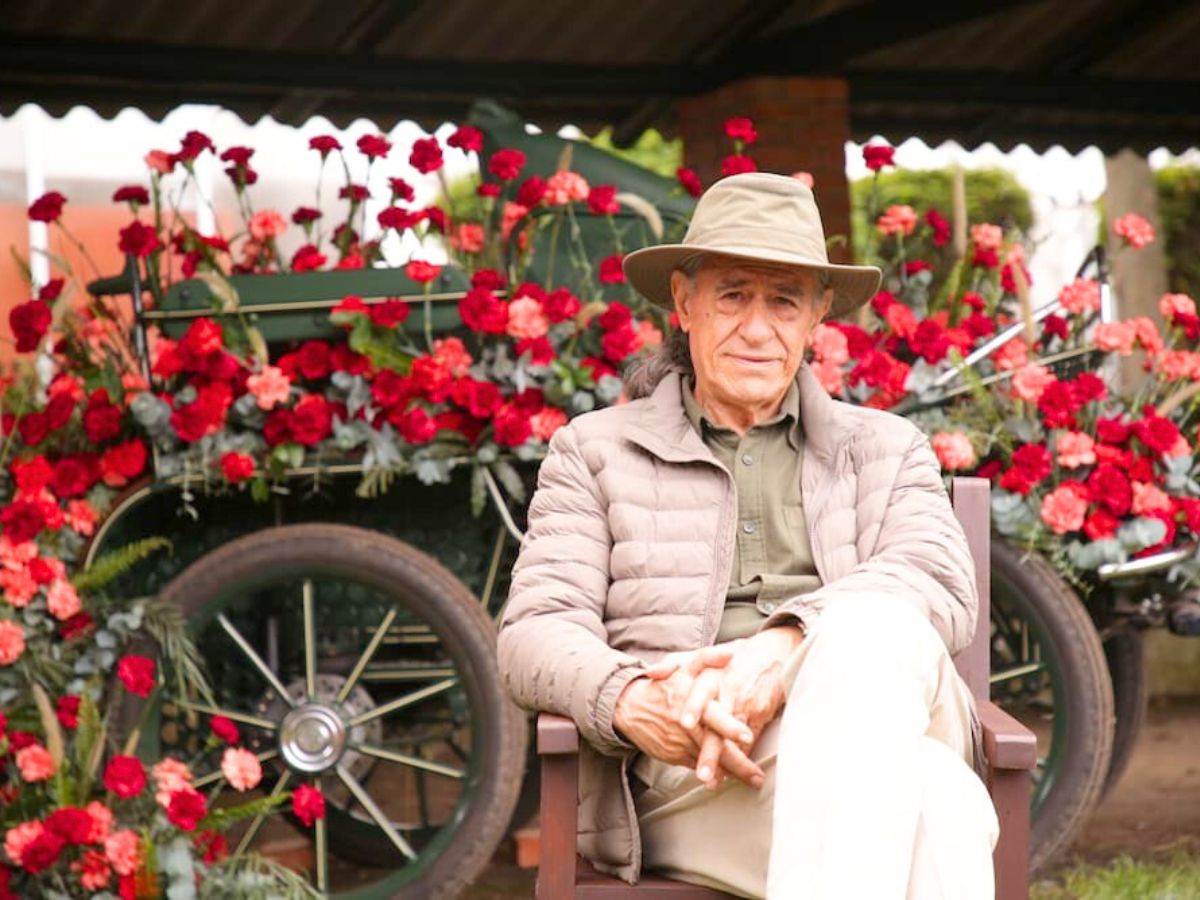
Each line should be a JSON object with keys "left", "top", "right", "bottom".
{"left": 217, "top": 613, "right": 295, "bottom": 707}
{"left": 235, "top": 769, "right": 292, "bottom": 856}
{"left": 303, "top": 580, "right": 317, "bottom": 700}
{"left": 989, "top": 661, "right": 1048, "bottom": 685}
{"left": 359, "top": 666, "right": 455, "bottom": 683}
{"left": 346, "top": 678, "right": 458, "bottom": 727}
{"left": 314, "top": 800, "right": 329, "bottom": 892}
{"left": 336, "top": 764, "right": 417, "bottom": 860}
{"left": 335, "top": 606, "right": 398, "bottom": 704}
{"left": 174, "top": 698, "right": 278, "bottom": 733}
{"left": 350, "top": 742, "right": 466, "bottom": 779}
{"left": 194, "top": 750, "right": 279, "bottom": 789}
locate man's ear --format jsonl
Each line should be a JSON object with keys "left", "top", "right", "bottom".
{"left": 817, "top": 286, "right": 834, "bottom": 321}
{"left": 670, "top": 270, "right": 692, "bottom": 330}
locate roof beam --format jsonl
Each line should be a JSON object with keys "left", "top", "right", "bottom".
{"left": 1041, "top": 0, "right": 1190, "bottom": 75}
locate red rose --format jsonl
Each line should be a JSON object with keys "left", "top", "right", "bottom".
{"left": 28, "top": 191, "right": 67, "bottom": 223}
{"left": 1087, "top": 463, "right": 1132, "bottom": 516}
{"left": 450, "top": 378, "right": 502, "bottom": 418}
{"left": 492, "top": 403, "right": 532, "bottom": 447}
{"left": 1012, "top": 443, "right": 1052, "bottom": 483}
{"left": 292, "top": 784, "right": 326, "bottom": 827}
{"left": 458, "top": 288, "right": 509, "bottom": 334}
{"left": 296, "top": 340, "right": 332, "bottom": 379}
{"left": 21, "top": 831, "right": 65, "bottom": 874}
{"left": 167, "top": 787, "right": 207, "bottom": 832}
{"left": 103, "top": 755, "right": 147, "bottom": 798}
{"left": 210, "top": 715, "right": 240, "bottom": 744}
{"left": 720, "top": 154, "right": 757, "bottom": 177}
{"left": 118, "top": 221, "right": 162, "bottom": 258}
{"left": 52, "top": 454, "right": 100, "bottom": 498}
{"left": 9, "top": 299, "right": 52, "bottom": 352}
{"left": 55, "top": 695, "right": 81, "bottom": 730}
{"left": 598, "top": 255, "right": 625, "bottom": 284}
{"left": 46, "top": 806, "right": 91, "bottom": 844}
{"left": 925, "top": 208, "right": 950, "bottom": 245}
{"left": 117, "top": 655, "right": 156, "bottom": 697}
{"left": 516, "top": 175, "right": 547, "bottom": 208}
{"left": 406, "top": 260, "right": 442, "bottom": 283}
{"left": 724, "top": 117, "right": 758, "bottom": 145}
{"left": 447, "top": 125, "right": 483, "bottom": 153}
{"left": 409, "top": 137, "right": 444, "bottom": 173}
{"left": 309, "top": 135, "right": 341, "bottom": 156}
{"left": 220, "top": 452, "right": 255, "bottom": 485}
{"left": 676, "top": 167, "right": 702, "bottom": 198}
{"left": 357, "top": 133, "right": 391, "bottom": 159}
{"left": 369, "top": 299, "right": 411, "bottom": 328}
{"left": 487, "top": 149, "right": 526, "bottom": 181}
{"left": 862, "top": 144, "right": 895, "bottom": 171}
{"left": 100, "top": 440, "right": 147, "bottom": 487}
{"left": 290, "top": 395, "right": 333, "bottom": 446}
{"left": 292, "top": 244, "right": 327, "bottom": 272}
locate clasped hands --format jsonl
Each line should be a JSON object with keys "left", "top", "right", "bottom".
{"left": 612, "top": 625, "right": 803, "bottom": 792}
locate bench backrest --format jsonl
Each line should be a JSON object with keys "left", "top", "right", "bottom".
{"left": 949, "top": 476, "right": 991, "bottom": 700}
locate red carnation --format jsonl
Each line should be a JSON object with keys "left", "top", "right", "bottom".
{"left": 178, "top": 130, "right": 214, "bottom": 162}
{"left": 477, "top": 182, "right": 501, "bottom": 198}
{"left": 194, "top": 829, "right": 229, "bottom": 864}
{"left": 103, "top": 755, "right": 147, "bottom": 798}
{"left": 51, "top": 454, "right": 100, "bottom": 498}
{"left": 1084, "top": 509, "right": 1120, "bottom": 541}
{"left": 55, "top": 695, "right": 81, "bottom": 730}
{"left": 21, "top": 831, "right": 65, "bottom": 874}
{"left": 587, "top": 185, "right": 620, "bottom": 216}
{"left": 447, "top": 125, "right": 484, "bottom": 153}
{"left": 369, "top": 299, "right": 412, "bottom": 328}
{"left": 290, "top": 394, "right": 333, "bottom": 446}
{"left": 296, "top": 340, "right": 332, "bottom": 380}
{"left": 542, "top": 288, "right": 581, "bottom": 323}
{"left": 167, "top": 787, "right": 207, "bottom": 832}
{"left": 925, "top": 208, "right": 950, "bottom": 246}
{"left": 118, "top": 221, "right": 162, "bottom": 258}
{"left": 117, "top": 655, "right": 156, "bottom": 697}
{"left": 1041, "top": 314, "right": 1069, "bottom": 342}
{"left": 516, "top": 336, "right": 555, "bottom": 365}
{"left": 862, "top": 144, "right": 895, "bottom": 172}
{"left": 1132, "top": 413, "right": 1181, "bottom": 454}
{"left": 458, "top": 288, "right": 509, "bottom": 334}
{"left": 371, "top": 371, "right": 416, "bottom": 408}
{"left": 378, "top": 206, "right": 422, "bottom": 231}
{"left": 9, "top": 299, "right": 52, "bottom": 353}
{"left": 100, "top": 440, "right": 147, "bottom": 487}
{"left": 406, "top": 260, "right": 442, "bottom": 284}
{"left": 676, "top": 167, "right": 702, "bottom": 198}
{"left": 220, "top": 452, "right": 255, "bottom": 485}
{"left": 292, "top": 244, "right": 327, "bottom": 272}
{"left": 112, "top": 185, "right": 150, "bottom": 206}
{"left": 12, "top": 455, "right": 54, "bottom": 494}
{"left": 292, "top": 206, "right": 322, "bottom": 226}
{"left": 516, "top": 176, "right": 547, "bottom": 208}
{"left": 28, "top": 191, "right": 66, "bottom": 223}
{"left": 409, "top": 137, "right": 444, "bottom": 173}
{"left": 84, "top": 391, "right": 124, "bottom": 443}
{"left": 602, "top": 325, "right": 640, "bottom": 362}
{"left": 451, "top": 377, "right": 503, "bottom": 418}
{"left": 1037, "top": 381, "right": 1077, "bottom": 429}
{"left": 424, "top": 206, "right": 448, "bottom": 233}
{"left": 471, "top": 269, "right": 506, "bottom": 291}
{"left": 357, "top": 133, "right": 391, "bottom": 159}
{"left": 1096, "top": 416, "right": 1131, "bottom": 444}
{"left": 721, "top": 154, "right": 757, "bottom": 177}
{"left": 292, "top": 784, "right": 326, "bottom": 827}
{"left": 908, "top": 319, "right": 950, "bottom": 364}
{"left": 210, "top": 714, "right": 240, "bottom": 744}
{"left": 1012, "top": 443, "right": 1052, "bottom": 483}
{"left": 46, "top": 806, "right": 92, "bottom": 844}
{"left": 493, "top": 403, "right": 532, "bottom": 447}
{"left": 392, "top": 406, "right": 438, "bottom": 444}
{"left": 598, "top": 255, "right": 625, "bottom": 284}
{"left": 1087, "top": 463, "right": 1133, "bottom": 516}
{"left": 723, "top": 117, "right": 758, "bottom": 145}
{"left": 309, "top": 135, "right": 342, "bottom": 157}
{"left": 487, "top": 149, "right": 526, "bottom": 181}
{"left": 58, "top": 612, "right": 95, "bottom": 641}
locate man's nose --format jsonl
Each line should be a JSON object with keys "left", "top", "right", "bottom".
{"left": 738, "top": 297, "right": 774, "bottom": 342}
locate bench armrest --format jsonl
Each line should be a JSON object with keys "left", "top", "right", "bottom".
{"left": 538, "top": 712, "right": 580, "bottom": 755}
{"left": 978, "top": 699, "right": 1038, "bottom": 771}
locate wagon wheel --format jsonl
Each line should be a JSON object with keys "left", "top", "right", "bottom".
{"left": 989, "top": 538, "right": 1114, "bottom": 872}
{"left": 131, "top": 524, "right": 527, "bottom": 898}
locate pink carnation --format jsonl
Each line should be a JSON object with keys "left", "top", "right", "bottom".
{"left": 993, "top": 338, "right": 1029, "bottom": 371}
{"left": 0, "top": 620, "right": 26, "bottom": 665}
{"left": 1159, "top": 293, "right": 1196, "bottom": 319}
{"left": 1010, "top": 363, "right": 1056, "bottom": 403}
{"left": 1058, "top": 278, "right": 1101, "bottom": 315}
{"left": 221, "top": 746, "right": 262, "bottom": 791}
{"left": 246, "top": 365, "right": 291, "bottom": 411}
{"left": 876, "top": 205, "right": 917, "bottom": 237}
{"left": 1055, "top": 432, "right": 1096, "bottom": 468}
{"left": 432, "top": 337, "right": 473, "bottom": 378}
{"left": 635, "top": 320, "right": 663, "bottom": 350}
{"left": 16, "top": 743, "right": 56, "bottom": 782}
{"left": 5, "top": 821, "right": 45, "bottom": 867}
{"left": 85, "top": 802, "right": 113, "bottom": 843}
{"left": 1154, "top": 350, "right": 1200, "bottom": 382}
{"left": 1040, "top": 483, "right": 1089, "bottom": 534}
{"left": 971, "top": 223, "right": 1004, "bottom": 252}
{"left": 249, "top": 209, "right": 287, "bottom": 241}
{"left": 104, "top": 829, "right": 140, "bottom": 876}
{"left": 530, "top": 407, "right": 568, "bottom": 442}
{"left": 1114, "top": 213, "right": 1155, "bottom": 249}
{"left": 931, "top": 432, "right": 976, "bottom": 471}
{"left": 0, "top": 568, "right": 37, "bottom": 608}
{"left": 47, "top": 579, "right": 81, "bottom": 621}
{"left": 152, "top": 757, "right": 194, "bottom": 808}
{"left": 811, "top": 358, "right": 844, "bottom": 394}
{"left": 1131, "top": 317, "right": 1164, "bottom": 353}
{"left": 1132, "top": 481, "right": 1172, "bottom": 515}
{"left": 505, "top": 296, "right": 550, "bottom": 340}
{"left": 1093, "top": 321, "right": 1137, "bottom": 355}
{"left": 544, "top": 171, "right": 590, "bottom": 206}
{"left": 810, "top": 323, "right": 849, "bottom": 365}
{"left": 449, "top": 223, "right": 485, "bottom": 254}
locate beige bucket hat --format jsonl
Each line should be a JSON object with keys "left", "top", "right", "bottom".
{"left": 623, "top": 172, "right": 881, "bottom": 319}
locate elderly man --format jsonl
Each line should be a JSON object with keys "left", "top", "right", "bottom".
{"left": 498, "top": 172, "right": 999, "bottom": 898}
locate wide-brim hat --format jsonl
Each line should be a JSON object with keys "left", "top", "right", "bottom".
{"left": 624, "top": 172, "right": 881, "bottom": 319}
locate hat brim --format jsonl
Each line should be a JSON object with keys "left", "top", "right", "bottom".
{"left": 623, "top": 243, "right": 882, "bottom": 320}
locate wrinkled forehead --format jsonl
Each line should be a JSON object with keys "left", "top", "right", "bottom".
{"left": 693, "top": 254, "right": 820, "bottom": 295}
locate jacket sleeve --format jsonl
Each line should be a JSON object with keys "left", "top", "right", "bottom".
{"left": 497, "top": 423, "right": 645, "bottom": 756}
{"left": 763, "top": 428, "right": 979, "bottom": 654}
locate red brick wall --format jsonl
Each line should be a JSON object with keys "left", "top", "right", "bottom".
{"left": 677, "top": 76, "right": 854, "bottom": 263}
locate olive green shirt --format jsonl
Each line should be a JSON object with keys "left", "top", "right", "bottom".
{"left": 682, "top": 378, "right": 822, "bottom": 641}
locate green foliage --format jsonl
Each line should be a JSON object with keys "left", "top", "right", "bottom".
{"left": 851, "top": 167, "right": 1034, "bottom": 270}
{"left": 1033, "top": 852, "right": 1200, "bottom": 899}
{"left": 202, "top": 846, "right": 322, "bottom": 899}
{"left": 71, "top": 537, "right": 172, "bottom": 594}
{"left": 143, "top": 596, "right": 213, "bottom": 705}
{"left": 1156, "top": 165, "right": 1200, "bottom": 299}
{"left": 586, "top": 127, "right": 684, "bottom": 179}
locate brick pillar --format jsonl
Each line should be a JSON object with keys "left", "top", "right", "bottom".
{"left": 677, "top": 76, "right": 854, "bottom": 263}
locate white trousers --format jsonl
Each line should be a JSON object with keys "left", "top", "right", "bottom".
{"left": 633, "top": 594, "right": 1000, "bottom": 899}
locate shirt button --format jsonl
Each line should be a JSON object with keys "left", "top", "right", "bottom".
{"left": 741, "top": 453, "right": 754, "bottom": 466}
{"left": 742, "top": 521, "right": 756, "bottom": 534}
{"left": 759, "top": 600, "right": 778, "bottom": 614}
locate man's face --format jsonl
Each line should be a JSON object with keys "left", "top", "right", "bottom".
{"left": 672, "top": 255, "right": 832, "bottom": 424}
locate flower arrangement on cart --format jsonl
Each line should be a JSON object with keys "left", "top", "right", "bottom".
{"left": 3, "top": 111, "right": 1200, "bottom": 895}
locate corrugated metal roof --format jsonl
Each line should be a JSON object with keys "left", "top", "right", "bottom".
{"left": 0, "top": 0, "right": 1197, "bottom": 153}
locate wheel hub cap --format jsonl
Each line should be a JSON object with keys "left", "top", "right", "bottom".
{"left": 279, "top": 704, "right": 346, "bottom": 773}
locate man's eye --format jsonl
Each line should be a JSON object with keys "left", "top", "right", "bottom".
{"left": 722, "top": 291, "right": 743, "bottom": 301}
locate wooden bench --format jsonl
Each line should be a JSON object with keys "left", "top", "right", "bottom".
{"left": 535, "top": 476, "right": 1037, "bottom": 899}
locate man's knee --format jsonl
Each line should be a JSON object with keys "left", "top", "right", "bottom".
{"left": 801, "top": 594, "right": 948, "bottom": 678}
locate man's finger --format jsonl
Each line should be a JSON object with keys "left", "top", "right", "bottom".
{"left": 678, "top": 645, "right": 735, "bottom": 678}
{"left": 718, "top": 740, "right": 765, "bottom": 789}
{"left": 695, "top": 729, "right": 725, "bottom": 789}
{"left": 643, "top": 658, "right": 681, "bottom": 680}
{"left": 678, "top": 669, "right": 721, "bottom": 730}
{"left": 700, "top": 701, "right": 754, "bottom": 747}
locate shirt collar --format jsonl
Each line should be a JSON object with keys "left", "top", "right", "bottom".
{"left": 681, "top": 377, "right": 803, "bottom": 451}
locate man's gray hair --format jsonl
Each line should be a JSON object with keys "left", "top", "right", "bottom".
{"left": 623, "top": 253, "right": 831, "bottom": 400}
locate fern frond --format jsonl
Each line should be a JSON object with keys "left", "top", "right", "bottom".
{"left": 201, "top": 852, "right": 322, "bottom": 899}
{"left": 71, "top": 537, "right": 172, "bottom": 593}
{"left": 143, "top": 597, "right": 214, "bottom": 705}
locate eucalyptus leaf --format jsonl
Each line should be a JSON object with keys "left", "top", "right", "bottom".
{"left": 1116, "top": 516, "right": 1168, "bottom": 552}
{"left": 414, "top": 457, "right": 454, "bottom": 485}
{"left": 492, "top": 460, "right": 527, "bottom": 503}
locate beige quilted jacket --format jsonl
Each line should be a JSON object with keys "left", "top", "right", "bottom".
{"left": 498, "top": 363, "right": 979, "bottom": 882}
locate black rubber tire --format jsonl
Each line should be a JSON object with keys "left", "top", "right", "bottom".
{"left": 1101, "top": 628, "right": 1147, "bottom": 799}
{"left": 123, "top": 523, "right": 527, "bottom": 900}
{"left": 990, "top": 539, "right": 1115, "bottom": 872}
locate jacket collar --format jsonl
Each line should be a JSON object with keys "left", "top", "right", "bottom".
{"left": 623, "top": 362, "right": 859, "bottom": 465}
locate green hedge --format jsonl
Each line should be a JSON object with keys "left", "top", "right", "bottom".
{"left": 1157, "top": 165, "right": 1200, "bottom": 299}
